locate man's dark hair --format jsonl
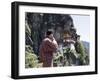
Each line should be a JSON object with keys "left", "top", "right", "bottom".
{"left": 46, "top": 29, "right": 53, "bottom": 36}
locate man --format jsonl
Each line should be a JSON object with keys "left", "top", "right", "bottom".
{"left": 39, "top": 30, "right": 58, "bottom": 67}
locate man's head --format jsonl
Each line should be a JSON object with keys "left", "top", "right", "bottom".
{"left": 46, "top": 29, "right": 54, "bottom": 40}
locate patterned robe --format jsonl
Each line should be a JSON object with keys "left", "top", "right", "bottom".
{"left": 39, "top": 37, "right": 58, "bottom": 67}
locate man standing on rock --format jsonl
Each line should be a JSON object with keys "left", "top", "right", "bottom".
{"left": 39, "top": 29, "right": 58, "bottom": 67}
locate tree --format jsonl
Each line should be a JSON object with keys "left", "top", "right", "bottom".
{"left": 75, "top": 41, "right": 86, "bottom": 65}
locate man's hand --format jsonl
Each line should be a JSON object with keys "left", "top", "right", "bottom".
{"left": 53, "top": 38, "right": 58, "bottom": 48}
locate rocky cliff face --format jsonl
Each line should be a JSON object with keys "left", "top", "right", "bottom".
{"left": 25, "top": 13, "right": 77, "bottom": 54}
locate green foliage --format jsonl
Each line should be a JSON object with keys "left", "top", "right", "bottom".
{"left": 63, "top": 48, "right": 75, "bottom": 55}
{"left": 75, "top": 41, "right": 86, "bottom": 64}
{"left": 75, "top": 42, "right": 85, "bottom": 56}
{"left": 53, "top": 47, "right": 77, "bottom": 66}
{"left": 53, "top": 52, "right": 64, "bottom": 67}
{"left": 25, "top": 45, "right": 43, "bottom": 68}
